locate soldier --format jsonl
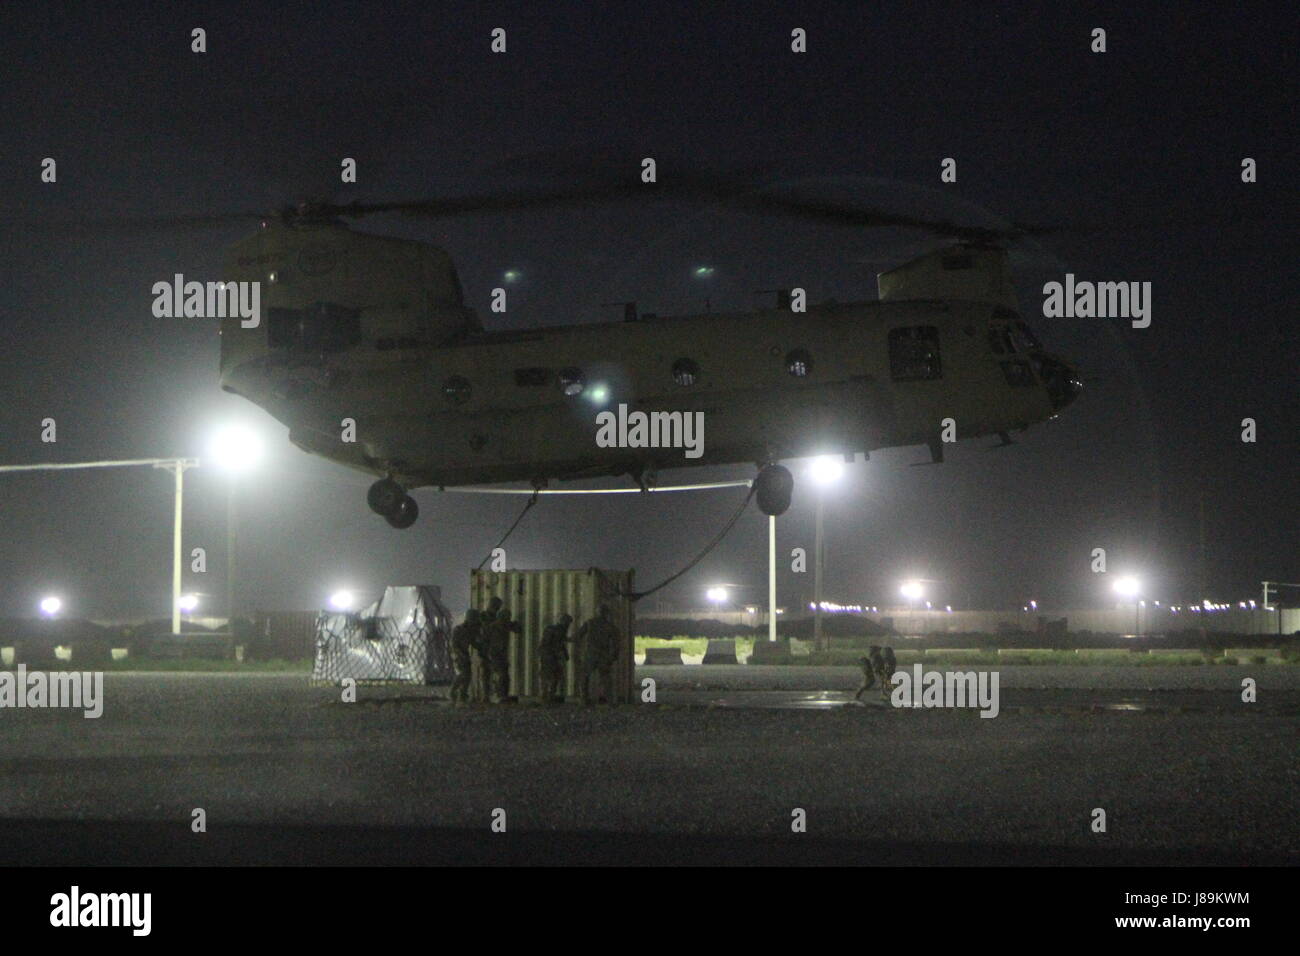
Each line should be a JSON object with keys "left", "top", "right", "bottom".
{"left": 880, "top": 645, "right": 897, "bottom": 698}
{"left": 449, "top": 609, "right": 480, "bottom": 705}
{"left": 471, "top": 597, "right": 504, "bottom": 703}
{"left": 486, "top": 607, "right": 519, "bottom": 703}
{"left": 538, "top": 613, "right": 573, "bottom": 703}
{"left": 577, "top": 604, "right": 621, "bottom": 705}
{"left": 854, "top": 645, "right": 883, "bottom": 701}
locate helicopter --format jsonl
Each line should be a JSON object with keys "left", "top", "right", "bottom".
{"left": 215, "top": 185, "right": 1083, "bottom": 528}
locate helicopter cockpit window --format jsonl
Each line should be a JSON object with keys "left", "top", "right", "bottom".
{"left": 1000, "top": 360, "right": 1036, "bottom": 388}
{"left": 558, "top": 367, "right": 585, "bottom": 396}
{"left": 1013, "top": 321, "right": 1043, "bottom": 352}
{"left": 987, "top": 328, "right": 1015, "bottom": 355}
{"left": 442, "top": 376, "right": 472, "bottom": 404}
{"left": 267, "top": 303, "right": 362, "bottom": 354}
{"left": 785, "top": 348, "right": 813, "bottom": 377}
{"left": 888, "top": 326, "right": 942, "bottom": 381}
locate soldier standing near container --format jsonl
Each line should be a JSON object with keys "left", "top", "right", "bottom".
{"left": 538, "top": 613, "right": 572, "bottom": 703}
{"left": 449, "top": 608, "right": 480, "bottom": 705}
{"left": 471, "top": 597, "right": 503, "bottom": 703}
{"left": 577, "top": 604, "right": 621, "bottom": 705}
{"left": 486, "top": 607, "right": 519, "bottom": 703}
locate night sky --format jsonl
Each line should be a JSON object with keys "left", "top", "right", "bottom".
{"left": 0, "top": 1, "right": 1295, "bottom": 620}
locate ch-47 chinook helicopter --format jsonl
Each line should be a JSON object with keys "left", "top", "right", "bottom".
{"left": 217, "top": 185, "right": 1083, "bottom": 528}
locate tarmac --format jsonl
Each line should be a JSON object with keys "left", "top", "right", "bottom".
{"left": 0, "top": 665, "right": 1296, "bottom": 865}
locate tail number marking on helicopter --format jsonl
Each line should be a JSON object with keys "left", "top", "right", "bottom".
{"left": 1041, "top": 274, "right": 1151, "bottom": 328}
{"left": 151, "top": 274, "right": 261, "bottom": 328}
{"left": 594, "top": 404, "right": 704, "bottom": 459}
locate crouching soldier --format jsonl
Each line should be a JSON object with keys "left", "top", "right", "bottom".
{"left": 855, "top": 646, "right": 882, "bottom": 701}
{"left": 449, "top": 609, "right": 480, "bottom": 705}
{"left": 538, "top": 613, "right": 573, "bottom": 703}
{"left": 879, "top": 645, "right": 897, "bottom": 699}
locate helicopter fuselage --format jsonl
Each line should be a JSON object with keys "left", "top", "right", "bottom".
{"left": 219, "top": 221, "right": 1080, "bottom": 495}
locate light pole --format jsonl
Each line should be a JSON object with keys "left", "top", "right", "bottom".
{"left": 153, "top": 459, "right": 199, "bottom": 634}
{"left": 1113, "top": 576, "right": 1141, "bottom": 635}
{"left": 768, "top": 515, "right": 776, "bottom": 643}
{"left": 808, "top": 456, "right": 844, "bottom": 653}
{"left": 208, "top": 426, "right": 264, "bottom": 631}
{"left": 0, "top": 457, "right": 199, "bottom": 634}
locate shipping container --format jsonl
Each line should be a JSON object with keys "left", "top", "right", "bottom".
{"left": 251, "top": 610, "right": 318, "bottom": 660}
{"left": 470, "top": 568, "right": 636, "bottom": 703}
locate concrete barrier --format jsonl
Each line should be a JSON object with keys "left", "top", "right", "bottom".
{"left": 642, "top": 646, "right": 684, "bottom": 665}
{"left": 1224, "top": 647, "right": 1284, "bottom": 663}
{"left": 148, "top": 634, "right": 236, "bottom": 660}
{"left": 748, "top": 637, "right": 793, "bottom": 664}
{"left": 702, "top": 639, "right": 739, "bottom": 665}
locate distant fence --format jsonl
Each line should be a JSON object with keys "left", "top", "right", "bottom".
{"left": 638, "top": 607, "right": 1299, "bottom": 641}
{"left": 250, "top": 611, "right": 318, "bottom": 660}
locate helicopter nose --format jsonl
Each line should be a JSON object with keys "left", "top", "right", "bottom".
{"left": 1034, "top": 354, "right": 1083, "bottom": 411}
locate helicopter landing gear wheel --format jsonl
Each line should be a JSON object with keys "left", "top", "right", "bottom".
{"left": 367, "top": 477, "right": 404, "bottom": 517}
{"left": 384, "top": 495, "right": 419, "bottom": 529}
{"left": 754, "top": 464, "right": 794, "bottom": 517}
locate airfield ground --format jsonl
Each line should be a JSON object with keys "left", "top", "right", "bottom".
{"left": 1, "top": 666, "right": 1296, "bottom": 865}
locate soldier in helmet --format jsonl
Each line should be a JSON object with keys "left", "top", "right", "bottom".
{"left": 854, "top": 645, "right": 883, "bottom": 701}
{"left": 577, "top": 604, "right": 622, "bottom": 705}
{"left": 471, "top": 597, "right": 504, "bottom": 703}
{"left": 538, "top": 613, "right": 573, "bottom": 703}
{"left": 486, "top": 607, "right": 519, "bottom": 703}
{"left": 449, "top": 609, "right": 480, "bottom": 705}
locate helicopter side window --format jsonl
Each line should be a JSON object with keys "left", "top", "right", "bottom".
{"left": 442, "top": 376, "right": 472, "bottom": 404}
{"left": 784, "top": 349, "right": 813, "bottom": 377}
{"left": 888, "top": 326, "right": 942, "bottom": 381}
{"left": 672, "top": 358, "right": 700, "bottom": 386}
{"left": 558, "top": 367, "right": 585, "bottom": 396}
{"left": 267, "top": 303, "right": 361, "bottom": 354}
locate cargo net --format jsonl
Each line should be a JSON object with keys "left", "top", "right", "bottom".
{"left": 312, "top": 613, "right": 442, "bottom": 685}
